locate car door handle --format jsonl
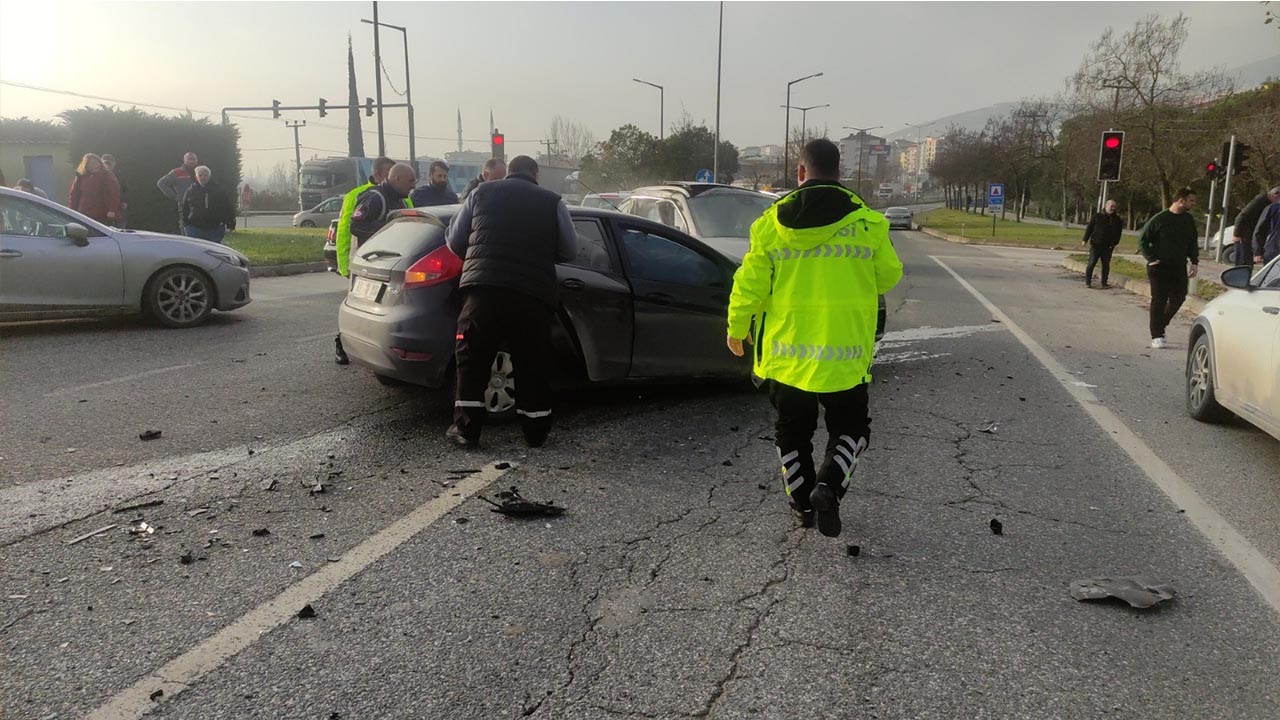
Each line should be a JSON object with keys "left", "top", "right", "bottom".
{"left": 1264, "top": 307, "right": 1279, "bottom": 315}
{"left": 0, "top": 249, "right": 22, "bottom": 258}
{"left": 561, "top": 278, "right": 586, "bottom": 292}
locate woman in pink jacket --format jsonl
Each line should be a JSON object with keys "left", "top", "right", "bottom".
{"left": 68, "top": 153, "right": 122, "bottom": 225}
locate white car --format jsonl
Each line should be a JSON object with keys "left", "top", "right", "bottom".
{"left": 1186, "top": 257, "right": 1280, "bottom": 440}
{"left": 293, "top": 196, "right": 344, "bottom": 227}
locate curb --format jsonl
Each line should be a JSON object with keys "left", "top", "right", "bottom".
{"left": 249, "top": 262, "right": 329, "bottom": 278}
{"left": 1060, "top": 258, "right": 1208, "bottom": 316}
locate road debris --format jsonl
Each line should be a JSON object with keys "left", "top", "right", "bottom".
{"left": 990, "top": 518, "right": 1004, "bottom": 536}
{"left": 289, "top": 561, "right": 304, "bottom": 570}
{"left": 453, "top": 517, "right": 470, "bottom": 525}
{"left": 297, "top": 604, "right": 317, "bottom": 619}
{"left": 722, "top": 460, "right": 733, "bottom": 466}
{"left": 251, "top": 528, "right": 271, "bottom": 537}
{"left": 309, "top": 533, "right": 326, "bottom": 539}
{"left": 846, "top": 544, "right": 861, "bottom": 557}
{"left": 179, "top": 551, "right": 194, "bottom": 565}
{"left": 139, "top": 430, "right": 163, "bottom": 441}
{"left": 149, "top": 689, "right": 164, "bottom": 701}
{"left": 494, "top": 461, "right": 512, "bottom": 470}
{"left": 1069, "top": 577, "right": 1175, "bottom": 609}
{"left": 449, "top": 469, "right": 481, "bottom": 475}
{"left": 979, "top": 422, "right": 999, "bottom": 434}
{"left": 129, "top": 522, "right": 156, "bottom": 536}
{"left": 261, "top": 478, "right": 278, "bottom": 492}
{"left": 309, "top": 484, "right": 326, "bottom": 496}
{"left": 113, "top": 499, "right": 164, "bottom": 514}
{"left": 67, "top": 524, "right": 117, "bottom": 545}
{"left": 185, "top": 508, "right": 209, "bottom": 518}
{"left": 481, "top": 487, "right": 564, "bottom": 518}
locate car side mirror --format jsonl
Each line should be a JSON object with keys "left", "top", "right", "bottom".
{"left": 65, "top": 223, "right": 91, "bottom": 247}
{"left": 1221, "top": 266, "right": 1252, "bottom": 291}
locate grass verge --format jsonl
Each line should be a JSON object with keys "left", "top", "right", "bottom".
{"left": 225, "top": 227, "right": 326, "bottom": 266}
{"left": 920, "top": 209, "right": 1140, "bottom": 254}
{"left": 1066, "top": 254, "right": 1224, "bottom": 301}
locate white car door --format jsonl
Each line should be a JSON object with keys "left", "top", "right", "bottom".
{"left": 1251, "top": 261, "right": 1280, "bottom": 431}
{"left": 0, "top": 194, "right": 125, "bottom": 316}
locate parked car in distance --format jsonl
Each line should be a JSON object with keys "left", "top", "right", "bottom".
{"left": 294, "top": 196, "right": 344, "bottom": 227}
{"left": 580, "top": 192, "right": 631, "bottom": 210}
{"left": 0, "top": 187, "right": 251, "bottom": 327}
{"left": 1185, "top": 258, "right": 1280, "bottom": 441}
{"left": 884, "top": 207, "right": 914, "bottom": 230}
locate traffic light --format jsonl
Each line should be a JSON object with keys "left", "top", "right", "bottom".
{"left": 318, "top": 98, "right": 327, "bottom": 118}
{"left": 1097, "top": 131, "right": 1124, "bottom": 182}
{"left": 491, "top": 129, "right": 505, "bottom": 161}
{"left": 272, "top": 99, "right": 281, "bottom": 119}
{"left": 1205, "top": 161, "right": 1221, "bottom": 180}
{"left": 365, "top": 97, "right": 375, "bottom": 117}
{"left": 1234, "top": 142, "right": 1252, "bottom": 176}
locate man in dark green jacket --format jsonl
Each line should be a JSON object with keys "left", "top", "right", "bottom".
{"left": 1138, "top": 187, "right": 1199, "bottom": 349}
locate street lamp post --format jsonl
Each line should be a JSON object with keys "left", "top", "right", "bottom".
{"left": 361, "top": 18, "right": 414, "bottom": 174}
{"left": 781, "top": 104, "right": 830, "bottom": 149}
{"left": 905, "top": 121, "right": 936, "bottom": 200}
{"left": 633, "top": 78, "right": 664, "bottom": 140}
{"left": 842, "top": 125, "right": 882, "bottom": 196}
{"left": 784, "top": 72, "right": 822, "bottom": 188}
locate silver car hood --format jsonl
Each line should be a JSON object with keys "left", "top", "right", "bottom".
{"left": 699, "top": 236, "right": 750, "bottom": 263}
{"left": 116, "top": 230, "right": 250, "bottom": 262}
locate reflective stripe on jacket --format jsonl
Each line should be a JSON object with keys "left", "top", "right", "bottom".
{"left": 727, "top": 184, "right": 903, "bottom": 393}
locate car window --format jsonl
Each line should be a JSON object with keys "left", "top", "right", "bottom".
{"left": 1258, "top": 261, "right": 1280, "bottom": 290}
{"left": 686, "top": 190, "right": 773, "bottom": 238}
{"left": 570, "top": 219, "right": 616, "bottom": 273}
{"left": 621, "top": 228, "right": 724, "bottom": 287}
{"left": 0, "top": 195, "right": 89, "bottom": 238}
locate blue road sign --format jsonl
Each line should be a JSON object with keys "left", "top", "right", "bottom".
{"left": 988, "top": 183, "right": 1005, "bottom": 205}
{"left": 696, "top": 169, "right": 714, "bottom": 183}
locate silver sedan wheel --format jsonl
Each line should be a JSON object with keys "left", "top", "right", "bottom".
{"left": 156, "top": 271, "right": 210, "bottom": 325}
{"left": 485, "top": 351, "right": 517, "bottom": 414}
{"left": 1188, "top": 342, "right": 1211, "bottom": 411}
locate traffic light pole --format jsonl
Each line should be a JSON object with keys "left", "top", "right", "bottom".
{"left": 1203, "top": 172, "right": 1218, "bottom": 252}
{"left": 1218, "top": 136, "right": 1237, "bottom": 262}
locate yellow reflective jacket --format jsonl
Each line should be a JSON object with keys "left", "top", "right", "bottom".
{"left": 727, "top": 185, "right": 903, "bottom": 393}
{"left": 336, "top": 181, "right": 412, "bottom": 277}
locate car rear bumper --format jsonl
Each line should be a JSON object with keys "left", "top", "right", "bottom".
{"left": 337, "top": 297, "right": 454, "bottom": 387}
{"left": 212, "top": 264, "right": 252, "bottom": 311}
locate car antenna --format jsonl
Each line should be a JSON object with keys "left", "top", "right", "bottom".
{"left": 573, "top": 174, "right": 624, "bottom": 213}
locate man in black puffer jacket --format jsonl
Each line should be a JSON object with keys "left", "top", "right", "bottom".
{"left": 444, "top": 155, "right": 577, "bottom": 449}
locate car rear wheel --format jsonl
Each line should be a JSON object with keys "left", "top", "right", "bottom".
{"left": 1187, "top": 333, "right": 1231, "bottom": 423}
{"left": 145, "top": 266, "right": 214, "bottom": 328}
{"left": 300, "top": 220, "right": 316, "bottom": 228}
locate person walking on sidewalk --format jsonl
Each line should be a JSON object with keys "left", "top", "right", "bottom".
{"left": 444, "top": 155, "right": 577, "bottom": 450}
{"left": 1082, "top": 199, "right": 1124, "bottom": 288}
{"left": 727, "top": 139, "right": 903, "bottom": 538}
{"left": 1138, "top": 187, "right": 1199, "bottom": 350}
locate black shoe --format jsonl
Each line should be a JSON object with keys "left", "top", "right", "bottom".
{"left": 524, "top": 432, "right": 548, "bottom": 449}
{"left": 334, "top": 337, "right": 350, "bottom": 365}
{"left": 809, "top": 483, "right": 842, "bottom": 538}
{"left": 1101, "top": 282, "right": 1111, "bottom": 288}
{"left": 1085, "top": 282, "right": 1093, "bottom": 288}
{"left": 445, "top": 425, "right": 476, "bottom": 450}
{"left": 790, "top": 502, "right": 815, "bottom": 529}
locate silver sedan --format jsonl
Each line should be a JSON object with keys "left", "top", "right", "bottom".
{"left": 0, "top": 187, "right": 252, "bottom": 328}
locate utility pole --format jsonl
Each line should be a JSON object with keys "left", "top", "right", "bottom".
{"left": 1218, "top": 136, "right": 1238, "bottom": 261}
{"left": 784, "top": 73, "right": 822, "bottom": 188}
{"left": 843, "top": 125, "right": 881, "bottom": 197}
{"left": 361, "top": 16, "right": 414, "bottom": 172}
{"left": 541, "top": 139, "right": 557, "bottom": 163}
{"left": 371, "top": 1, "right": 385, "bottom": 156}
{"left": 633, "top": 78, "right": 664, "bottom": 140}
{"left": 713, "top": 1, "right": 723, "bottom": 183}
{"left": 285, "top": 120, "right": 306, "bottom": 208}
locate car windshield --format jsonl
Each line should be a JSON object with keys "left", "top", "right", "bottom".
{"left": 686, "top": 190, "right": 774, "bottom": 239}
{"left": 301, "top": 171, "right": 332, "bottom": 189}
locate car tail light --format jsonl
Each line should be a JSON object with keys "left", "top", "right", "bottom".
{"left": 404, "top": 246, "right": 462, "bottom": 289}
{"left": 326, "top": 225, "right": 336, "bottom": 242}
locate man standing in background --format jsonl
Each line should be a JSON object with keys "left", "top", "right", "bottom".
{"left": 1081, "top": 199, "right": 1124, "bottom": 288}
{"left": 1138, "top": 188, "right": 1199, "bottom": 350}
{"left": 157, "top": 152, "right": 199, "bottom": 205}
{"left": 460, "top": 158, "right": 507, "bottom": 202}
{"left": 333, "top": 156, "right": 396, "bottom": 365}
{"left": 410, "top": 161, "right": 459, "bottom": 207}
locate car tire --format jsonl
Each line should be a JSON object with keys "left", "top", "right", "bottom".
{"left": 1187, "top": 333, "right": 1231, "bottom": 423}
{"left": 300, "top": 220, "right": 316, "bottom": 228}
{"left": 144, "top": 265, "right": 215, "bottom": 329}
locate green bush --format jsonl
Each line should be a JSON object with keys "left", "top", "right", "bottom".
{"left": 60, "top": 106, "right": 241, "bottom": 234}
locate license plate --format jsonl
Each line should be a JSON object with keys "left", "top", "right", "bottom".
{"left": 351, "top": 277, "right": 383, "bottom": 302}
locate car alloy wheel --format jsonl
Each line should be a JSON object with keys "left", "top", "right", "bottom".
{"left": 485, "top": 351, "right": 517, "bottom": 414}
{"left": 1188, "top": 341, "right": 1211, "bottom": 412}
{"left": 155, "top": 269, "right": 211, "bottom": 326}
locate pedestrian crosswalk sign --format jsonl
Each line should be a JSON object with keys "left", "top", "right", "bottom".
{"left": 989, "top": 183, "right": 1005, "bottom": 205}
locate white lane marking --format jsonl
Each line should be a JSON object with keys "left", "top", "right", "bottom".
{"left": 85, "top": 462, "right": 513, "bottom": 720}
{"left": 877, "top": 323, "right": 1004, "bottom": 345}
{"left": 43, "top": 363, "right": 206, "bottom": 398}
{"left": 293, "top": 332, "right": 339, "bottom": 344}
{"left": 931, "top": 255, "right": 1280, "bottom": 616}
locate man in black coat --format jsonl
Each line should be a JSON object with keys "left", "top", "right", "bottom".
{"left": 1082, "top": 199, "right": 1124, "bottom": 288}
{"left": 443, "top": 155, "right": 577, "bottom": 450}
{"left": 409, "top": 161, "right": 459, "bottom": 207}
{"left": 460, "top": 158, "right": 507, "bottom": 202}
{"left": 1234, "top": 185, "right": 1280, "bottom": 266}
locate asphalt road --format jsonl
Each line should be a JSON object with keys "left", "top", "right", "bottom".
{"left": 2, "top": 234, "right": 1279, "bottom": 719}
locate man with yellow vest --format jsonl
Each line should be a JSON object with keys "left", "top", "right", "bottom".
{"left": 334, "top": 156, "right": 399, "bottom": 365}
{"left": 727, "top": 139, "right": 903, "bottom": 538}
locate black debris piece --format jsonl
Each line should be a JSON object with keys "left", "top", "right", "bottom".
{"left": 846, "top": 544, "right": 861, "bottom": 557}
{"left": 248, "top": 449, "right": 255, "bottom": 455}
{"left": 990, "top": 518, "right": 1003, "bottom": 536}
{"left": 1069, "top": 577, "right": 1176, "bottom": 609}
{"left": 150, "top": 689, "right": 164, "bottom": 701}
{"left": 722, "top": 460, "right": 733, "bottom": 467}
{"left": 557, "top": 465, "right": 572, "bottom": 471}
{"left": 757, "top": 484, "right": 767, "bottom": 490}
{"left": 179, "top": 551, "right": 194, "bottom": 565}
{"left": 309, "top": 533, "right": 326, "bottom": 540}
{"left": 261, "top": 478, "right": 278, "bottom": 492}
{"left": 481, "top": 488, "right": 564, "bottom": 518}
{"left": 112, "top": 499, "right": 164, "bottom": 514}
{"left": 729, "top": 425, "right": 740, "bottom": 432}
{"left": 252, "top": 528, "right": 271, "bottom": 537}
{"left": 449, "top": 469, "right": 481, "bottom": 475}
{"left": 494, "top": 462, "right": 512, "bottom": 470}
{"left": 454, "top": 517, "right": 470, "bottom": 525}
{"left": 139, "top": 430, "right": 163, "bottom": 442}
{"left": 297, "top": 604, "right": 317, "bottom": 619}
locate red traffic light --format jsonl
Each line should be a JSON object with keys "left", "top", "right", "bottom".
{"left": 1206, "top": 162, "right": 1217, "bottom": 172}
{"left": 1104, "top": 136, "right": 1121, "bottom": 149}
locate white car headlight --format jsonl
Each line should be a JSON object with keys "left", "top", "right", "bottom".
{"left": 206, "top": 250, "right": 247, "bottom": 267}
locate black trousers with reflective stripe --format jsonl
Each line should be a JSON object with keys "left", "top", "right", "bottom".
{"left": 768, "top": 381, "right": 871, "bottom": 508}
{"left": 454, "top": 286, "right": 555, "bottom": 444}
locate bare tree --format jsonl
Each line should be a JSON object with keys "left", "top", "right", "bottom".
{"left": 546, "top": 115, "right": 597, "bottom": 165}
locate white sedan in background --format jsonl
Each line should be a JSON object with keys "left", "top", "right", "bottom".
{"left": 1187, "top": 258, "right": 1280, "bottom": 440}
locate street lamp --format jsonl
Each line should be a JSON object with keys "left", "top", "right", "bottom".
{"left": 780, "top": 103, "right": 830, "bottom": 148}
{"left": 842, "top": 124, "right": 882, "bottom": 196}
{"left": 784, "top": 72, "right": 822, "bottom": 188}
{"left": 905, "top": 121, "right": 936, "bottom": 199}
{"left": 361, "top": 17, "right": 415, "bottom": 174}
{"left": 633, "top": 78, "right": 664, "bottom": 140}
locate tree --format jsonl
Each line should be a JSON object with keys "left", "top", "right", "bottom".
{"left": 267, "top": 161, "right": 291, "bottom": 192}
{"left": 347, "top": 35, "right": 365, "bottom": 158}
{"left": 659, "top": 121, "right": 738, "bottom": 183}
{"left": 579, "top": 124, "right": 661, "bottom": 190}
{"left": 546, "top": 115, "right": 596, "bottom": 165}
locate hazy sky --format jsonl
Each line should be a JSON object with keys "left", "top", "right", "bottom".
{"left": 2, "top": 1, "right": 1276, "bottom": 175}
